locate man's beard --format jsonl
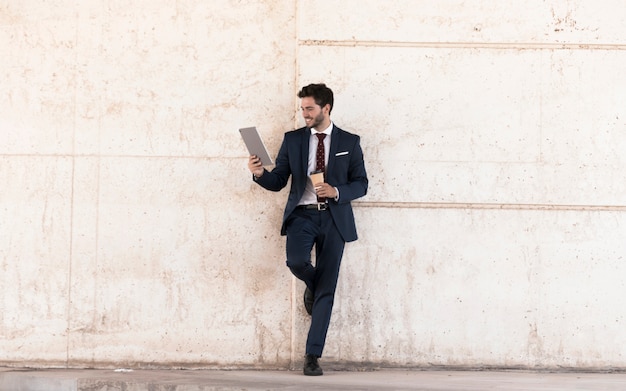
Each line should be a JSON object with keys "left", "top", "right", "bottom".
{"left": 307, "top": 112, "right": 325, "bottom": 129}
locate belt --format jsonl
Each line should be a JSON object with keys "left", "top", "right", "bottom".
{"left": 299, "top": 203, "right": 329, "bottom": 211}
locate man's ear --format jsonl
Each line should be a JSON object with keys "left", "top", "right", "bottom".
{"left": 323, "top": 104, "right": 331, "bottom": 115}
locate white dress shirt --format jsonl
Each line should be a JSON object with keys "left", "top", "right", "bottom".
{"left": 298, "top": 122, "right": 338, "bottom": 205}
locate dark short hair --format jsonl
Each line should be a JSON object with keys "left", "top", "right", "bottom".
{"left": 297, "top": 83, "right": 334, "bottom": 114}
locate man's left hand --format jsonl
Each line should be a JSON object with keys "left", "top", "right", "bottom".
{"left": 314, "top": 183, "right": 338, "bottom": 199}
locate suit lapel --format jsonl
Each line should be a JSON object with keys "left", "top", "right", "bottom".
{"left": 326, "top": 125, "right": 340, "bottom": 176}
{"left": 301, "top": 128, "right": 311, "bottom": 177}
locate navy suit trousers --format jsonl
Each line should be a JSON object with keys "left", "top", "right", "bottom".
{"left": 285, "top": 207, "right": 345, "bottom": 357}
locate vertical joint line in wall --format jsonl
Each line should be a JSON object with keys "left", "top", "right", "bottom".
{"left": 293, "top": 0, "right": 301, "bottom": 131}
{"left": 66, "top": 157, "right": 75, "bottom": 368}
{"left": 538, "top": 52, "right": 544, "bottom": 164}
{"left": 290, "top": 0, "right": 300, "bottom": 369}
{"left": 65, "top": 16, "right": 81, "bottom": 367}
{"left": 290, "top": 276, "right": 297, "bottom": 369}
{"left": 93, "top": 157, "right": 101, "bottom": 342}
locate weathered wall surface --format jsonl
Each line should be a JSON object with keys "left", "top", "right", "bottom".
{"left": 1, "top": 0, "right": 625, "bottom": 370}
{"left": 1, "top": 0, "right": 297, "bottom": 368}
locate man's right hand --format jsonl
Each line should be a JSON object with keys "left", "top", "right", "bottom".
{"left": 248, "top": 155, "right": 264, "bottom": 178}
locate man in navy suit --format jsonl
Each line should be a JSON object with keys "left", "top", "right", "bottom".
{"left": 248, "top": 83, "right": 368, "bottom": 376}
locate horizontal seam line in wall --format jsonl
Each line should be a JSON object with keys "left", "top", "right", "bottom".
{"left": 0, "top": 154, "right": 218, "bottom": 159}
{"left": 0, "top": 154, "right": 544, "bottom": 163}
{"left": 354, "top": 201, "right": 626, "bottom": 212}
{"left": 300, "top": 40, "right": 626, "bottom": 50}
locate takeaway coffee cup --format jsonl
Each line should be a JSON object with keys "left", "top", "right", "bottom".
{"left": 310, "top": 171, "right": 324, "bottom": 187}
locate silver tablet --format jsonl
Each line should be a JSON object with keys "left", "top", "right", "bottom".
{"left": 239, "top": 126, "right": 274, "bottom": 166}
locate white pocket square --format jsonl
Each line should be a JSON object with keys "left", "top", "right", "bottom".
{"left": 335, "top": 151, "right": 349, "bottom": 156}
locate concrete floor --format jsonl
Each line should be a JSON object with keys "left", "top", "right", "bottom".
{"left": 2, "top": 367, "right": 626, "bottom": 391}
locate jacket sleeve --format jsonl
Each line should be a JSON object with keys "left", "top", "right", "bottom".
{"left": 253, "top": 136, "right": 291, "bottom": 192}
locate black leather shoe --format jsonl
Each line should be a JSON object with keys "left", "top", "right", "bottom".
{"left": 303, "top": 287, "right": 314, "bottom": 315}
{"left": 303, "top": 354, "right": 323, "bottom": 376}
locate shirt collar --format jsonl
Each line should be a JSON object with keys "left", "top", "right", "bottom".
{"left": 311, "top": 122, "right": 333, "bottom": 136}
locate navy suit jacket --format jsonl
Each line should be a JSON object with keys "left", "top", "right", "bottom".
{"left": 254, "top": 125, "right": 368, "bottom": 242}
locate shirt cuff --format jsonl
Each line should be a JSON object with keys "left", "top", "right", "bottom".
{"left": 334, "top": 187, "right": 339, "bottom": 202}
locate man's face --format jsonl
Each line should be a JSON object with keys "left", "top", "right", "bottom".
{"left": 300, "top": 97, "right": 327, "bottom": 129}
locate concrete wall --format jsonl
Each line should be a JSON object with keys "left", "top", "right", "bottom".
{"left": 1, "top": 0, "right": 625, "bottom": 370}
